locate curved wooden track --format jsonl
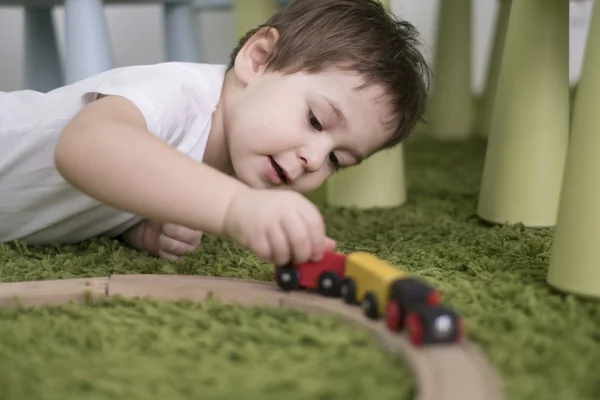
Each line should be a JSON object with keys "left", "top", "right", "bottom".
{"left": 0, "top": 274, "right": 504, "bottom": 400}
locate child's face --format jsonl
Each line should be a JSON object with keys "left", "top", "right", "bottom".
{"left": 224, "top": 67, "right": 395, "bottom": 193}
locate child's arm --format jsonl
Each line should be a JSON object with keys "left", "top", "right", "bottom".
{"left": 55, "top": 95, "right": 248, "bottom": 238}
{"left": 55, "top": 94, "right": 335, "bottom": 265}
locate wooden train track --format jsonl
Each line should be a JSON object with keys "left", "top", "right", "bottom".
{"left": 0, "top": 274, "right": 504, "bottom": 400}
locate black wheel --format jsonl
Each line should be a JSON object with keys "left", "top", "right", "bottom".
{"left": 340, "top": 278, "right": 356, "bottom": 304}
{"left": 275, "top": 266, "right": 300, "bottom": 291}
{"left": 362, "top": 291, "right": 379, "bottom": 319}
{"left": 317, "top": 271, "right": 341, "bottom": 297}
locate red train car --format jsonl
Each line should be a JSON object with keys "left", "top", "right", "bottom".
{"left": 274, "top": 251, "right": 347, "bottom": 297}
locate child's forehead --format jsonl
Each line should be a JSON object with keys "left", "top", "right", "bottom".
{"left": 309, "top": 70, "right": 393, "bottom": 118}
{"left": 289, "top": 68, "right": 390, "bottom": 105}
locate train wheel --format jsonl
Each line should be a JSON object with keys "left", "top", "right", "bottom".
{"left": 406, "top": 313, "right": 424, "bottom": 346}
{"left": 317, "top": 272, "right": 341, "bottom": 297}
{"left": 362, "top": 292, "right": 379, "bottom": 319}
{"left": 340, "top": 278, "right": 356, "bottom": 304}
{"left": 275, "top": 266, "right": 300, "bottom": 291}
{"left": 385, "top": 301, "right": 401, "bottom": 331}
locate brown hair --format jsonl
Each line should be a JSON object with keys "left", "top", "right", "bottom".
{"left": 229, "top": 0, "right": 430, "bottom": 150}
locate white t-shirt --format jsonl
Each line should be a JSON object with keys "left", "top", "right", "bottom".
{"left": 0, "top": 62, "right": 227, "bottom": 245}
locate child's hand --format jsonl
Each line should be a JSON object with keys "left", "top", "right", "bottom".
{"left": 143, "top": 221, "right": 203, "bottom": 261}
{"left": 223, "top": 188, "right": 337, "bottom": 266}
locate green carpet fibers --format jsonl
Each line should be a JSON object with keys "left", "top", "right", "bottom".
{"left": 0, "top": 295, "right": 407, "bottom": 400}
{"left": 1, "top": 137, "right": 600, "bottom": 400}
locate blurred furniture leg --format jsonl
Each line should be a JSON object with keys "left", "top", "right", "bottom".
{"left": 325, "top": 0, "right": 406, "bottom": 210}
{"left": 429, "top": 0, "right": 473, "bottom": 140}
{"left": 164, "top": 1, "right": 201, "bottom": 62}
{"left": 547, "top": 1, "right": 600, "bottom": 298}
{"left": 476, "top": 0, "right": 569, "bottom": 227}
{"left": 475, "top": 0, "right": 512, "bottom": 138}
{"left": 24, "top": 7, "right": 63, "bottom": 92}
{"left": 64, "top": 0, "right": 115, "bottom": 84}
{"left": 326, "top": 146, "right": 406, "bottom": 209}
{"left": 233, "top": 0, "right": 277, "bottom": 40}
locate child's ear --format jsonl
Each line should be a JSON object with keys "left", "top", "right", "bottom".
{"left": 234, "top": 27, "right": 280, "bottom": 85}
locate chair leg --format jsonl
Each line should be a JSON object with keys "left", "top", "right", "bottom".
{"left": 233, "top": 0, "right": 278, "bottom": 40}
{"left": 326, "top": 146, "right": 406, "bottom": 209}
{"left": 164, "top": 2, "right": 201, "bottom": 62}
{"left": 429, "top": 0, "right": 473, "bottom": 140}
{"left": 476, "top": 0, "right": 569, "bottom": 227}
{"left": 547, "top": 1, "right": 600, "bottom": 298}
{"left": 475, "top": 0, "right": 512, "bottom": 138}
{"left": 24, "top": 7, "right": 63, "bottom": 92}
{"left": 64, "top": 0, "right": 115, "bottom": 84}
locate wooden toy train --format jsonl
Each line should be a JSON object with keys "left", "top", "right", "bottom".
{"left": 274, "top": 251, "right": 464, "bottom": 347}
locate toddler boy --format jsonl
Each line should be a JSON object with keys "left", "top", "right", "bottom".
{"left": 0, "top": 0, "right": 429, "bottom": 265}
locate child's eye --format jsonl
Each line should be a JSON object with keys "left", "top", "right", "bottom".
{"left": 308, "top": 110, "right": 323, "bottom": 131}
{"left": 328, "top": 152, "right": 341, "bottom": 170}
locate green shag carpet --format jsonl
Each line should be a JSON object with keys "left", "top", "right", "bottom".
{"left": 1, "top": 137, "right": 599, "bottom": 400}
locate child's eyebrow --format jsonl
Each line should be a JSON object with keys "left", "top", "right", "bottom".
{"left": 319, "top": 94, "right": 347, "bottom": 127}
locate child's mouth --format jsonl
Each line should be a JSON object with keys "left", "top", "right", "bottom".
{"left": 269, "top": 156, "right": 289, "bottom": 184}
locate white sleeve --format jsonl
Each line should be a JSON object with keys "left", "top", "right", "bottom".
{"left": 82, "top": 65, "right": 196, "bottom": 147}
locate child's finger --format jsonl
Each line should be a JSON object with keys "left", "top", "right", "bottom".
{"left": 324, "top": 237, "right": 337, "bottom": 252}
{"left": 158, "top": 234, "right": 196, "bottom": 257}
{"left": 158, "top": 249, "right": 180, "bottom": 262}
{"left": 309, "top": 237, "right": 337, "bottom": 262}
{"left": 161, "top": 223, "right": 203, "bottom": 246}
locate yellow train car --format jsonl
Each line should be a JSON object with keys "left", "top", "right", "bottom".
{"left": 340, "top": 251, "right": 407, "bottom": 319}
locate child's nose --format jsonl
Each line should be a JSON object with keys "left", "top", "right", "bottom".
{"left": 299, "top": 147, "right": 329, "bottom": 172}
{"left": 299, "top": 155, "right": 318, "bottom": 172}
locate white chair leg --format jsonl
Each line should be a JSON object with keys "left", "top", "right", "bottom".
{"left": 24, "top": 7, "right": 63, "bottom": 92}
{"left": 64, "top": 0, "right": 115, "bottom": 84}
{"left": 164, "top": 2, "right": 202, "bottom": 62}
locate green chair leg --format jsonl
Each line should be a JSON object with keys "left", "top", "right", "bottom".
{"left": 476, "top": 0, "right": 569, "bottom": 227}
{"left": 233, "top": 0, "right": 278, "bottom": 40}
{"left": 475, "top": 0, "right": 512, "bottom": 138}
{"left": 326, "top": 146, "right": 406, "bottom": 209}
{"left": 429, "top": 0, "right": 473, "bottom": 140}
{"left": 547, "top": 2, "right": 600, "bottom": 298}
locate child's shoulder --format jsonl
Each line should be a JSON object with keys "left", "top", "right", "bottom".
{"left": 2, "top": 62, "right": 228, "bottom": 114}
{"left": 95, "top": 62, "right": 227, "bottom": 92}
{"left": 86, "top": 62, "right": 227, "bottom": 131}
{"left": 79, "top": 62, "right": 228, "bottom": 114}
{"left": 72, "top": 62, "right": 228, "bottom": 105}
{"left": 1, "top": 62, "right": 228, "bottom": 137}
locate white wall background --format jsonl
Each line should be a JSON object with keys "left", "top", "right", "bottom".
{"left": 0, "top": 0, "right": 594, "bottom": 92}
